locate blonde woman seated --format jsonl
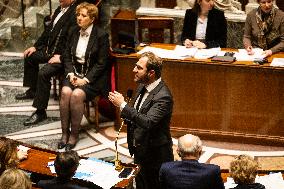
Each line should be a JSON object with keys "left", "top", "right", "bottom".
{"left": 58, "top": 2, "right": 110, "bottom": 151}
{"left": 0, "top": 137, "right": 28, "bottom": 175}
{"left": 0, "top": 168, "right": 32, "bottom": 189}
{"left": 230, "top": 154, "right": 265, "bottom": 189}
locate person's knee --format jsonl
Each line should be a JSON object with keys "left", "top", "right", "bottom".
{"left": 71, "top": 90, "right": 85, "bottom": 102}
{"left": 61, "top": 87, "right": 72, "bottom": 98}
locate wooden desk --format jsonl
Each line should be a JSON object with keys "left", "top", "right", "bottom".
{"left": 19, "top": 147, "right": 139, "bottom": 189}
{"left": 113, "top": 44, "right": 284, "bottom": 146}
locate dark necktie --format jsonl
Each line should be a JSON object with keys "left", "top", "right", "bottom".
{"left": 135, "top": 87, "right": 146, "bottom": 111}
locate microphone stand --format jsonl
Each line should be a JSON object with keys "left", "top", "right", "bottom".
{"left": 114, "top": 90, "right": 133, "bottom": 171}
{"left": 114, "top": 118, "right": 125, "bottom": 171}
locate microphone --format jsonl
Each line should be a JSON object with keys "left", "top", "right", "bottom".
{"left": 114, "top": 89, "right": 133, "bottom": 171}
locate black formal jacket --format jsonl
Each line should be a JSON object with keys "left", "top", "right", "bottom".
{"left": 38, "top": 178, "right": 89, "bottom": 189}
{"left": 62, "top": 25, "right": 110, "bottom": 96}
{"left": 121, "top": 80, "right": 173, "bottom": 163}
{"left": 181, "top": 8, "right": 227, "bottom": 48}
{"left": 159, "top": 160, "right": 225, "bottom": 189}
{"left": 34, "top": 1, "right": 78, "bottom": 57}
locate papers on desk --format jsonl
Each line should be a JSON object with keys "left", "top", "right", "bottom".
{"left": 17, "top": 145, "right": 30, "bottom": 152}
{"left": 234, "top": 48, "right": 266, "bottom": 61}
{"left": 48, "top": 158, "right": 126, "bottom": 189}
{"left": 137, "top": 45, "right": 221, "bottom": 60}
{"left": 225, "top": 172, "right": 284, "bottom": 189}
{"left": 137, "top": 46, "right": 185, "bottom": 59}
{"left": 270, "top": 58, "right": 284, "bottom": 67}
{"left": 193, "top": 47, "right": 221, "bottom": 59}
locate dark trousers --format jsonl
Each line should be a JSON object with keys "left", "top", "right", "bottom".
{"left": 32, "top": 63, "right": 64, "bottom": 110}
{"left": 24, "top": 50, "right": 64, "bottom": 110}
{"left": 23, "top": 50, "right": 49, "bottom": 90}
{"left": 134, "top": 144, "right": 174, "bottom": 189}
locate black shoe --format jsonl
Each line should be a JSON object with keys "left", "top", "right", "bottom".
{"left": 58, "top": 141, "right": 67, "bottom": 149}
{"left": 23, "top": 111, "right": 47, "bottom": 126}
{"left": 15, "top": 89, "right": 35, "bottom": 100}
{"left": 65, "top": 143, "right": 77, "bottom": 151}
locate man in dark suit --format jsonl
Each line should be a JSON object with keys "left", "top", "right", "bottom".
{"left": 15, "top": 0, "right": 80, "bottom": 126}
{"left": 159, "top": 134, "right": 225, "bottom": 189}
{"left": 108, "top": 51, "right": 174, "bottom": 189}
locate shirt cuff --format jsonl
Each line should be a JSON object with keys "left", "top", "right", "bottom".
{"left": 120, "top": 101, "right": 127, "bottom": 111}
{"left": 83, "top": 77, "right": 90, "bottom": 83}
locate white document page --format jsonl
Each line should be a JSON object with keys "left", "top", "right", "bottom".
{"left": 234, "top": 48, "right": 265, "bottom": 61}
{"left": 173, "top": 45, "right": 198, "bottom": 58}
{"left": 270, "top": 58, "right": 284, "bottom": 67}
{"left": 137, "top": 46, "right": 185, "bottom": 59}
{"left": 193, "top": 47, "right": 221, "bottom": 59}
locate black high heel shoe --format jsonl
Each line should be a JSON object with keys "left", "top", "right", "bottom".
{"left": 65, "top": 143, "right": 77, "bottom": 151}
{"left": 57, "top": 141, "right": 67, "bottom": 149}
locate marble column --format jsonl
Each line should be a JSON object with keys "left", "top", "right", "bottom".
{"left": 245, "top": 0, "right": 258, "bottom": 13}
{"left": 140, "top": 0, "right": 155, "bottom": 8}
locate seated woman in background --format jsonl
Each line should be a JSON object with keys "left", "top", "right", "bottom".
{"left": 58, "top": 2, "right": 110, "bottom": 151}
{"left": 244, "top": 0, "right": 284, "bottom": 57}
{"left": 230, "top": 154, "right": 265, "bottom": 189}
{"left": 181, "top": 0, "right": 227, "bottom": 49}
{"left": 0, "top": 168, "right": 32, "bottom": 189}
{"left": 0, "top": 137, "right": 28, "bottom": 175}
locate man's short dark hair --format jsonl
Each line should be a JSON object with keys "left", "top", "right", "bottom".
{"left": 54, "top": 150, "right": 80, "bottom": 179}
{"left": 140, "top": 51, "right": 163, "bottom": 79}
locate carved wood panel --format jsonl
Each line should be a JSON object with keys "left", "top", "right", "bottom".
{"left": 156, "top": 0, "right": 177, "bottom": 9}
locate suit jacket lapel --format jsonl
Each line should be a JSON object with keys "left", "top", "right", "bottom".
{"left": 72, "top": 29, "right": 80, "bottom": 56}
{"left": 139, "top": 81, "right": 164, "bottom": 112}
{"left": 84, "top": 26, "right": 97, "bottom": 62}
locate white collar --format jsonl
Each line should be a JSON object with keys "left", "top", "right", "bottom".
{"left": 145, "top": 77, "right": 161, "bottom": 93}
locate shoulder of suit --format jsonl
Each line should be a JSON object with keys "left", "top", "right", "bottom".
{"left": 94, "top": 26, "right": 109, "bottom": 37}
{"left": 186, "top": 9, "right": 195, "bottom": 15}
{"left": 200, "top": 162, "right": 221, "bottom": 170}
{"left": 276, "top": 8, "right": 284, "bottom": 17}
{"left": 210, "top": 8, "right": 225, "bottom": 15}
{"left": 247, "top": 8, "right": 257, "bottom": 16}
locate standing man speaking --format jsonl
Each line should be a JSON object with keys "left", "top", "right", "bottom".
{"left": 109, "top": 52, "right": 174, "bottom": 189}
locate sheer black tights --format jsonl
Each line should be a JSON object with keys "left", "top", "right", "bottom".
{"left": 60, "top": 86, "right": 86, "bottom": 145}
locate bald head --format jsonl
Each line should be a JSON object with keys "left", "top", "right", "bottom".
{"left": 177, "top": 134, "right": 202, "bottom": 160}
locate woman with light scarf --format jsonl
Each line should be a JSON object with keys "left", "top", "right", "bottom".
{"left": 243, "top": 0, "right": 284, "bottom": 57}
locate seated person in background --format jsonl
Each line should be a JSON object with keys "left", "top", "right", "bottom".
{"left": 15, "top": 0, "right": 79, "bottom": 126}
{"left": 58, "top": 2, "right": 110, "bottom": 151}
{"left": 181, "top": 0, "right": 227, "bottom": 49}
{"left": 0, "top": 168, "right": 32, "bottom": 189}
{"left": 229, "top": 154, "right": 265, "bottom": 189}
{"left": 38, "top": 150, "right": 88, "bottom": 189}
{"left": 0, "top": 137, "right": 28, "bottom": 175}
{"left": 159, "top": 134, "right": 225, "bottom": 189}
{"left": 244, "top": 0, "right": 284, "bottom": 57}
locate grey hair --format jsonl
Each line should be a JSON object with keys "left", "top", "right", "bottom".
{"left": 178, "top": 134, "right": 202, "bottom": 156}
